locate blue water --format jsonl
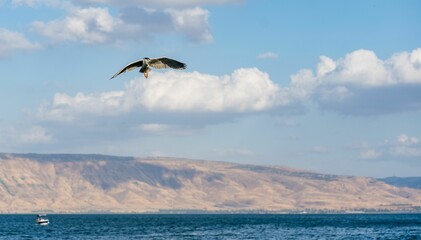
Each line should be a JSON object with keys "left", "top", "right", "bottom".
{"left": 0, "top": 214, "right": 420, "bottom": 239}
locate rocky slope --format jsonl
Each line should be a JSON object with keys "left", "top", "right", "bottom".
{"left": 0, "top": 153, "right": 420, "bottom": 213}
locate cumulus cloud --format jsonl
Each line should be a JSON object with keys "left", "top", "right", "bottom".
{"left": 257, "top": 52, "right": 279, "bottom": 59}
{"left": 31, "top": 5, "right": 212, "bottom": 44}
{"left": 32, "top": 7, "right": 122, "bottom": 44}
{"left": 13, "top": 0, "right": 231, "bottom": 44}
{"left": 167, "top": 7, "right": 212, "bottom": 43}
{"left": 38, "top": 91, "right": 125, "bottom": 121}
{"left": 137, "top": 68, "right": 288, "bottom": 112}
{"left": 38, "top": 68, "right": 293, "bottom": 122}
{"left": 35, "top": 48, "right": 421, "bottom": 141}
{"left": 0, "top": 28, "right": 41, "bottom": 57}
{"left": 33, "top": 68, "right": 298, "bottom": 146}
{"left": 291, "top": 48, "right": 421, "bottom": 115}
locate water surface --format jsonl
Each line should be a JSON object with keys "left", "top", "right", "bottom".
{"left": 0, "top": 214, "right": 420, "bottom": 239}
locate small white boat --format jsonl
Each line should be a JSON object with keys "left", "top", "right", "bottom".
{"left": 36, "top": 214, "right": 49, "bottom": 226}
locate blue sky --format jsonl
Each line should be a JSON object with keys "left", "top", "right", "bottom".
{"left": 1, "top": 0, "right": 420, "bottom": 177}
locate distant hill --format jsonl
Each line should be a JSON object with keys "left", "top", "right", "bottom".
{"left": 379, "top": 177, "right": 421, "bottom": 190}
{"left": 0, "top": 153, "right": 134, "bottom": 162}
{"left": 0, "top": 153, "right": 420, "bottom": 213}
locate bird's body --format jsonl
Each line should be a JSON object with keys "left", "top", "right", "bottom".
{"left": 111, "top": 57, "right": 186, "bottom": 79}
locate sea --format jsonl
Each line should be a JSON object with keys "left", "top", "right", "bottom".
{"left": 0, "top": 214, "right": 420, "bottom": 239}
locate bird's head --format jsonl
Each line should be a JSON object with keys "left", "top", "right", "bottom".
{"left": 144, "top": 57, "right": 150, "bottom": 60}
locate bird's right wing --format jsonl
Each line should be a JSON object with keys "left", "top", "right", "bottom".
{"left": 110, "top": 59, "right": 144, "bottom": 79}
{"left": 149, "top": 57, "right": 187, "bottom": 70}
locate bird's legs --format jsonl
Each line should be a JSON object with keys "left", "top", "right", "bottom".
{"left": 143, "top": 68, "right": 150, "bottom": 78}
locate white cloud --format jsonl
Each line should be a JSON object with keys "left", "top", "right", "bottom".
{"left": 167, "top": 7, "right": 212, "bottom": 43}
{"left": 314, "top": 48, "right": 421, "bottom": 87}
{"left": 74, "top": 0, "right": 241, "bottom": 8}
{"left": 317, "top": 56, "right": 336, "bottom": 76}
{"left": 31, "top": 5, "right": 213, "bottom": 44}
{"left": 136, "top": 68, "right": 288, "bottom": 112}
{"left": 288, "top": 69, "right": 318, "bottom": 101}
{"left": 19, "top": 48, "right": 421, "bottom": 150}
{"left": 319, "top": 49, "right": 394, "bottom": 87}
{"left": 32, "top": 7, "right": 121, "bottom": 44}
{"left": 13, "top": 0, "right": 230, "bottom": 44}
{"left": 257, "top": 52, "right": 278, "bottom": 59}
{"left": 291, "top": 48, "right": 421, "bottom": 115}
{"left": 38, "top": 91, "right": 125, "bottom": 121}
{"left": 38, "top": 68, "right": 294, "bottom": 122}
{"left": 389, "top": 49, "right": 421, "bottom": 84}
{"left": 33, "top": 67, "right": 300, "bottom": 145}
{"left": 0, "top": 28, "right": 41, "bottom": 57}
{"left": 35, "top": 48, "right": 421, "bottom": 144}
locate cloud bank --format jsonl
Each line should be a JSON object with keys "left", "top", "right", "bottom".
{"left": 38, "top": 68, "right": 292, "bottom": 122}
{"left": 6, "top": 48, "right": 420, "bottom": 150}
{"left": 291, "top": 48, "right": 421, "bottom": 115}
{"left": 35, "top": 48, "right": 421, "bottom": 133}
{"left": 32, "top": 67, "right": 294, "bottom": 147}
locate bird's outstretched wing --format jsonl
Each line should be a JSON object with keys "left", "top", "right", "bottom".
{"left": 149, "top": 57, "right": 187, "bottom": 70}
{"left": 110, "top": 59, "right": 144, "bottom": 79}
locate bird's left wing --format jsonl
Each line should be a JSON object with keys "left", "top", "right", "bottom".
{"left": 110, "top": 59, "right": 144, "bottom": 79}
{"left": 149, "top": 57, "right": 187, "bottom": 70}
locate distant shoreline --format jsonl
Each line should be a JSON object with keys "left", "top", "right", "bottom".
{"left": 2, "top": 210, "right": 421, "bottom": 215}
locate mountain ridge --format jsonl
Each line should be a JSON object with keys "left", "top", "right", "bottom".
{"left": 0, "top": 153, "right": 420, "bottom": 213}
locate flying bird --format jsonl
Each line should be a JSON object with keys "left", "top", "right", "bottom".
{"left": 110, "top": 57, "right": 187, "bottom": 79}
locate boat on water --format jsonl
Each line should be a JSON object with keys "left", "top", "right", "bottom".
{"left": 36, "top": 214, "right": 49, "bottom": 226}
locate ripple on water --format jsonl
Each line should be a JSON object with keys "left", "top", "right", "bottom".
{"left": 0, "top": 214, "right": 420, "bottom": 239}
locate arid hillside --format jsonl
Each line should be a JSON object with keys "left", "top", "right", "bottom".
{"left": 0, "top": 153, "right": 420, "bottom": 213}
